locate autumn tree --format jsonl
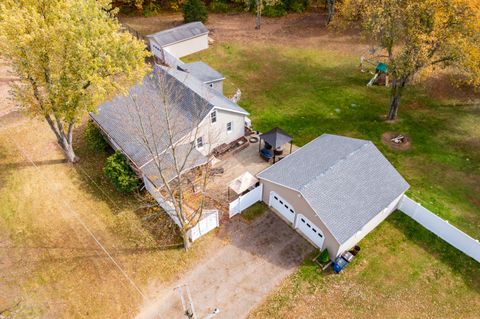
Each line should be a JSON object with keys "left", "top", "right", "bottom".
{"left": 106, "top": 68, "right": 217, "bottom": 249}
{"left": 0, "top": 0, "right": 149, "bottom": 162}
{"left": 338, "top": 0, "right": 480, "bottom": 120}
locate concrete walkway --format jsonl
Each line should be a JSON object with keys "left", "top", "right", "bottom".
{"left": 136, "top": 211, "right": 313, "bottom": 319}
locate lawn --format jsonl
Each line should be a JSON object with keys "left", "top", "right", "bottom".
{"left": 184, "top": 42, "right": 480, "bottom": 317}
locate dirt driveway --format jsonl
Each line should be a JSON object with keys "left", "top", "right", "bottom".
{"left": 137, "top": 211, "right": 314, "bottom": 319}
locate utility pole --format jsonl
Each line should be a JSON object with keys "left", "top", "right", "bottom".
{"left": 174, "top": 284, "right": 220, "bottom": 319}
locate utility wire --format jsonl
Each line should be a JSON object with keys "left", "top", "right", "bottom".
{"left": 8, "top": 138, "right": 147, "bottom": 300}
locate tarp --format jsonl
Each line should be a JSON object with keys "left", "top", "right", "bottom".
{"left": 228, "top": 171, "right": 259, "bottom": 195}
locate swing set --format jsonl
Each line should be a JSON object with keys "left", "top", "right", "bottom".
{"left": 359, "top": 47, "right": 390, "bottom": 86}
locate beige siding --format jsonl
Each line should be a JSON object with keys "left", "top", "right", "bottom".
{"left": 336, "top": 192, "right": 405, "bottom": 256}
{"left": 177, "top": 108, "right": 245, "bottom": 156}
{"left": 260, "top": 180, "right": 341, "bottom": 259}
{"left": 163, "top": 35, "right": 208, "bottom": 58}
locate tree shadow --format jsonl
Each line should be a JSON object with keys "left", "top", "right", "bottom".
{"left": 387, "top": 212, "right": 480, "bottom": 293}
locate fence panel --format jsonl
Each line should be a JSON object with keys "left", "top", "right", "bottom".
{"left": 399, "top": 196, "right": 480, "bottom": 262}
{"left": 188, "top": 210, "right": 219, "bottom": 242}
{"left": 229, "top": 185, "right": 263, "bottom": 218}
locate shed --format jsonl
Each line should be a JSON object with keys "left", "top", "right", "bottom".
{"left": 147, "top": 22, "right": 209, "bottom": 61}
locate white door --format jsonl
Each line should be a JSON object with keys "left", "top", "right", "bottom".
{"left": 295, "top": 214, "right": 325, "bottom": 249}
{"left": 269, "top": 191, "right": 295, "bottom": 223}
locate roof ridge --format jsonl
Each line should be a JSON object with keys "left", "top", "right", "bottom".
{"left": 299, "top": 140, "right": 372, "bottom": 192}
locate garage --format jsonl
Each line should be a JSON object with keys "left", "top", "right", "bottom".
{"left": 295, "top": 214, "right": 324, "bottom": 248}
{"left": 269, "top": 191, "right": 295, "bottom": 223}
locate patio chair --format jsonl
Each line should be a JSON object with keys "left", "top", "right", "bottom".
{"left": 260, "top": 148, "right": 273, "bottom": 161}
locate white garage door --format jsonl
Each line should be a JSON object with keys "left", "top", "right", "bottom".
{"left": 296, "top": 214, "right": 325, "bottom": 248}
{"left": 269, "top": 191, "right": 295, "bottom": 223}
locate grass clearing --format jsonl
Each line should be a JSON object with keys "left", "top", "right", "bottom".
{"left": 241, "top": 202, "right": 267, "bottom": 222}
{"left": 184, "top": 42, "right": 480, "bottom": 318}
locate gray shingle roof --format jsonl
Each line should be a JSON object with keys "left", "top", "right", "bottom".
{"left": 257, "top": 134, "right": 410, "bottom": 244}
{"left": 181, "top": 61, "right": 225, "bottom": 83}
{"left": 142, "top": 144, "right": 208, "bottom": 189}
{"left": 91, "top": 67, "right": 212, "bottom": 168}
{"left": 147, "top": 22, "right": 208, "bottom": 47}
{"left": 168, "top": 66, "right": 248, "bottom": 115}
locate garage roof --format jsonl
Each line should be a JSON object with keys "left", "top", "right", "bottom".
{"left": 257, "top": 134, "right": 410, "bottom": 244}
{"left": 147, "top": 22, "right": 209, "bottom": 47}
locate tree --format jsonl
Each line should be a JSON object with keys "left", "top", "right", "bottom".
{"left": 338, "top": 0, "right": 480, "bottom": 120}
{"left": 183, "top": 0, "right": 208, "bottom": 23}
{"left": 253, "top": 0, "right": 281, "bottom": 29}
{"left": 110, "top": 68, "right": 217, "bottom": 250}
{"left": 0, "top": 0, "right": 149, "bottom": 162}
{"left": 326, "top": 0, "right": 337, "bottom": 25}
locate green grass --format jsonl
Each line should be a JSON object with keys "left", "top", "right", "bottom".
{"left": 241, "top": 202, "right": 267, "bottom": 222}
{"left": 186, "top": 42, "right": 480, "bottom": 318}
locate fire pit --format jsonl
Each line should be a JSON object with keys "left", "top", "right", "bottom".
{"left": 381, "top": 132, "right": 412, "bottom": 151}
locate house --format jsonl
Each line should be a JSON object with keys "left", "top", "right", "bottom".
{"left": 147, "top": 22, "right": 209, "bottom": 64}
{"left": 91, "top": 65, "right": 248, "bottom": 190}
{"left": 256, "top": 134, "right": 410, "bottom": 259}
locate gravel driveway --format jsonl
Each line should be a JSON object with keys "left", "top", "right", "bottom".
{"left": 137, "top": 210, "right": 313, "bottom": 319}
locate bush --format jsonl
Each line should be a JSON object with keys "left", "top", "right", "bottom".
{"left": 209, "top": 0, "right": 231, "bottom": 13}
{"left": 103, "top": 151, "right": 139, "bottom": 193}
{"left": 84, "top": 121, "right": 109, "bottom": 152}
{"left": 183, "top": 0, "right": 208, "bottom": 23}
{"left": 262, "top": 4, "right": 287, "bottom": 17}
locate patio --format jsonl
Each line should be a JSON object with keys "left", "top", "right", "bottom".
{"left": 206, "top": 139, "right": 298, "bottom": 207}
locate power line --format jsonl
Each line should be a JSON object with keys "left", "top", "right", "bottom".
{"left": 8, "top": 138, "right": 147, "bottom": 300}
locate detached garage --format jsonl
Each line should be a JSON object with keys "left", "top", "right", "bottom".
{"left": 257, "top": 134, "right": 410, "bottom": 259}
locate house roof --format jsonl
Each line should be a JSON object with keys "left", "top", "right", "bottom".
{"left": 257, "top": 134, "right": 410, "bottom": 244}
{"left": 260, "top": 128, "right": 292, "bottom": 149}
{"left": 91, "top": 65, "right": 247, "bottom": 189}
{"left": 167, "top": 66, "right": 248, "bottom": 115}
{"left": 180, "top": 61, "right": 225, "bottom": 84}
{"left": 147, "top": 22, "right": 209, "bottom": 48}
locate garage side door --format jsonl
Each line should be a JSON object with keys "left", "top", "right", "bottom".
{"left": 269, "top": 191, "right": 295, "bottom": 223}
{"left": 295, "top": 214, "right": 325, "bottom": 249}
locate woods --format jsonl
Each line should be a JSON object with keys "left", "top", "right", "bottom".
{"left": 0, "top": 0, "right": 149, "bottom": 162}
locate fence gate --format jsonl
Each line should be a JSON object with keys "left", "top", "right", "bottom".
{"left": 229, "top": 184, "right": 263, "bottom": 218}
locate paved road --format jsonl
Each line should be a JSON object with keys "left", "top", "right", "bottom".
{"left": 136, "top": 210, "right": 313, "bottom": 319}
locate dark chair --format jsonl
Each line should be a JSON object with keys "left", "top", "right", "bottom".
{"left": 260, "top": 148, "right": 273, "bottom": 161}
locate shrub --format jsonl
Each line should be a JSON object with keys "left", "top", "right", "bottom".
{"left": 183, "top": 0, "right": 208, "bottom": 23}
{"left": 262, "top": 4, "right": 287, "bottom": 17}
{"left": 103, "top": 151, "right": 139, "bottom": 193}
{"left": 84, "top": 121, "right": 109, "bottom": 152}
{"left": 209, "top": 0, "right": 231, "bottom": 13}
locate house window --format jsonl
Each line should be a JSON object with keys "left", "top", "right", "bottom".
{"left": 318, "top": 233, "right": 323, "bottom": 238}
{"left": 226, "top": 122, "right": 232, "bottom": 133}
{"left": 301, "top": 218, "right": 306, "bottom": 223}
{"left": 210, "top": 111, "right": 217, "bottom": 124}
{"left": 196, "top": 136, "right": 204, "bottom": 149}
{"left": 209, "top": 83, "right": 214, "bottom": 88}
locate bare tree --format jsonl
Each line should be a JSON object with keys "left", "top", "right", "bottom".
{"left": 111, "top": 67, "right": 220, "bottom": 249}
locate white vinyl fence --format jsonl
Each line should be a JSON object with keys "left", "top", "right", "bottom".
{"left": 143, "top": 176, "right": 218, "bottom": 242}
{"left": 188, "top": 210, "right": 219, "bottom": 242}
{"left": 229, "top": 184, "right": 263, "bottom": 218}
{"left": 399, "top": 195, "right": 480, "bottom": 262}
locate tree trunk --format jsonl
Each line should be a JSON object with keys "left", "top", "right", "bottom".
{"left": 255, "top": 0, "right": 261, "bottom": 30}
{"left": 326, "top": 0, "right": 336, "bottom": 25}
{"left": 45, "top": 116, "right": 79, "bottom": 163}
{"left": 182, "top": 232, "right": 191, "bottom": 251}
{"left": 387, "top": 77, "right": 407, "bottom": 121}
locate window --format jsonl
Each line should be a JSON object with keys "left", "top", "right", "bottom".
{"left": 226, "top": 121, "right": 232, "bottom": 133}
{"left": 301, "top": 218, "right": 306, "bottom": 223}
{"left": 313, "top": 229, "right": 317, "bottom": 233}
{"left": 196, "top": 136, "right": 204, "bottom": 148}
{"left": 274, "top": 196, "right": 278, "bottom": 200}
{"left": 284, "top": 205, "right": 288, "bottom": 209}
{"left": 279, "top": 200, "right": 283, "bottom": 205}
{"left": 210, "top": 111, "right": 217, "bottom": 124}
{"left": 307, "top": 223, "right": 311, "bottom": 228}
{"left": 289, "top": 209, "right": 294, "bottom": 213}
{"left": 318, "top": 233, "right": 323, "bottom": 238}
